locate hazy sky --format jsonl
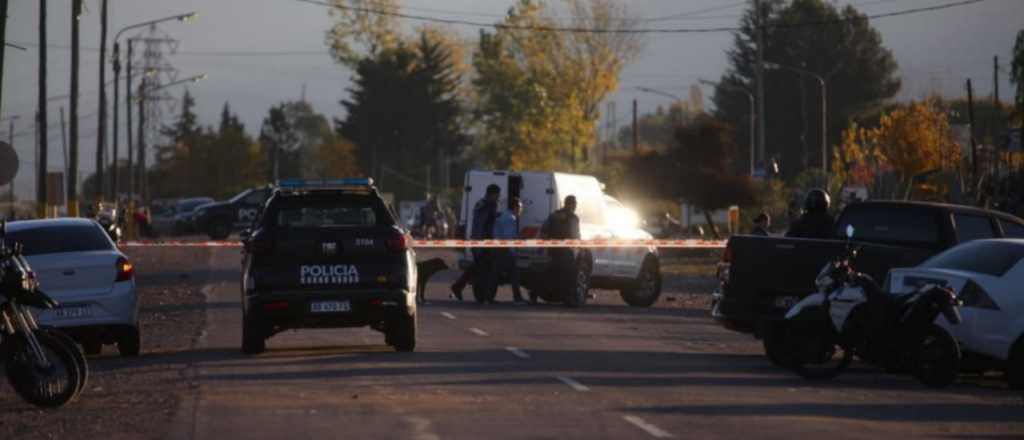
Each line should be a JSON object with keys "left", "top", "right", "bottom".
{"left": 2, "top": 0, "right": 1022, "bottom": 200}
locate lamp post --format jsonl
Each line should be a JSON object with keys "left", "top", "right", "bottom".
{"left": 110, "top": 12, "right": 196, "bottom": 202}
{"left": 699, "top": 79, "right": 756, "bottom": 176}
{"left": 765, "top": 62, "right": 827, "bottom": 175}
{"left": 135, "top": 74, "right": 207, "bottom": 204}
{"left": 636, "top": 87, "right": 685, "bottom": 124}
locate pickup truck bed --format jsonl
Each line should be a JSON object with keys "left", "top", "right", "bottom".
{"left": 711, "top": 200, "right": 1024, "bottom": 336}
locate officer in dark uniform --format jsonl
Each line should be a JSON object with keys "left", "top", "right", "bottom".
{"left": 538, "top": 195, "right": 581, "bottom": 304}
{"left": 785, "top": 189, "right": 835, "bottom": 239}
{"left": 450, "top": 184, "right": 501, "bottom": 302}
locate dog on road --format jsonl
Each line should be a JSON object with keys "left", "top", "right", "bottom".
{"left": 416, "top": 258, "right": 449, "bottom": 304}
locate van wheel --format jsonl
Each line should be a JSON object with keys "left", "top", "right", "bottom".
{"left": 388, "top": 313, "right": 417, "bottom": 352}
{"left": 620, "top": 257, "right": 662, "bottom": 307}
{"left": 116, "top": 326, "right": 142, "bottom": 357}
{"left": 241, "top": 314, "right": 266, "bottom": 355}
{"left": 565, "top": 255, "right": 591, "bottom": 308}
{"left": 1008, "top": 337, "right": 1024, "bottom": 390}
{"left": 208, "top": 220, "right": 232, "bottom": 241}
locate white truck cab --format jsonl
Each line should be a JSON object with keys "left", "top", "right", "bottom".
{"left": 458, "top": 170, "right": 662, "bottom": 307}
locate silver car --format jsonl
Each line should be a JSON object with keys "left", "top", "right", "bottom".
{"left": 4, "top": 218, "right": 140, "bottom": 356}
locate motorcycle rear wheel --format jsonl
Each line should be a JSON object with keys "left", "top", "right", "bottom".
{"left": 4, "top": 331, "right": 83, "bottom": 408}
{"left": 914, "top": 324, "right": 960, "bottom": 388}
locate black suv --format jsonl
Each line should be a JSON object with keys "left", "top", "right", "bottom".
{"left": 239, "top": 179, "right": 417, "bottom": 354}
{"left": 193, "top": 186, "right": 273, "bottom": 240}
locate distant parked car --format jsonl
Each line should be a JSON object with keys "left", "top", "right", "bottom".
{"left": 172, "top": 197, "right": 215, "bottom": 235}
{"left": 3, "top": 218, "right": 139, "bottom": 356}
{"left": 193, "top": 186, "right": 273, "bottom": 240}
{"left": 888, "top": 239, "right": 1024, "bottom": 389}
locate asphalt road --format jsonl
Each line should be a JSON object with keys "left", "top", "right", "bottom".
{"left": 167, "top": 247, "right": 1022, "bottom": 440}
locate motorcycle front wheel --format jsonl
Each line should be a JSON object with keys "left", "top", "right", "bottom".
{"left": 914, "top": 324, "right": 960, "bottom": 388}
{"left": 791, "top": 331, "right": 853, "bottom": 380}
{"left": 4, "top": 330, "right": 83, "bottom": 408}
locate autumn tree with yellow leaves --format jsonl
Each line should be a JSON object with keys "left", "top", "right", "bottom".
{"left": 833, "top": 100, "right": 961, "bottom": 199}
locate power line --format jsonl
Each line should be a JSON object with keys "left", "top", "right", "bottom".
{"left": 292, "top": 0, "right": 987, "bottom": 34}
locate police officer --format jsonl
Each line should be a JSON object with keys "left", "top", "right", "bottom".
{"left": 538, "top": 195, "right": 581, "bottom": 304}
{"left": 450, "top": 184, "right": 501, "bottom": 302}
{"left": 785, "top": 189, "right": 834, "bottom": 239}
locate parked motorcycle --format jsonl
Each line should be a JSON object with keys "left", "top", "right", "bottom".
{"left": 1, "top": 221, "right": 87, "bottom": 407}
{"left": 765, "top": 226, "right": 963, "bottom": 388}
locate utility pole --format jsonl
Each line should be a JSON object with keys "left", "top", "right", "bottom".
{"left": 112, "top": 41, "right": 120, "bottom": 200}
{"left": 0, "top": 0, "right": 7, "bottom": 119}
{"left": 7, "top": 117, "right": 15, "bottom": 219}
{"left": 126, "top": 39, "right": 134, "bottom": 204}
{"left": 68, "top": 0, "right": 82, "bottom": 217}
{"left": 137, "top": 79, "right": 145, "bottom": 204}
{"left": 967, "top": 79, "right": 978, "bottom": 188}
{"left": 37, "top": 0, "right": 48, "bottom": 218}
{"left": 632, "top": 99, "right": 638, "bottom": 154}
{"left": 993, "top": 56, "right": 1000, "bottom": 181}
{"left": 95, "top": 0, "right": 108, "bottom": 201}
{"left": 755, "top": 0, "right": 766, "bottom": 172}
{"left": 60, "top": 107, "right": 68, "bottom": 176}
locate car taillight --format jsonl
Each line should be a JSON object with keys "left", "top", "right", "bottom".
{"left": 520, "top": 226, "right": 540, "bottom": 238}
{"left": 386, "top": 233, "right": 411, "bottom": 253}
{"left": 116, "top": 257, "right": 134, "bottom": 282}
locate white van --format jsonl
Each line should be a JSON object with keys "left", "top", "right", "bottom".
{"left": 458, "top": 170, "right": 662, "bottom": 307}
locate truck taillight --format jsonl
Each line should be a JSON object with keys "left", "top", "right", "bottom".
{"left": 116, "top": 257, "right": 134, "bottom": 282}
{"left": 386, "top": 233, "right": 411, "bottom": 253}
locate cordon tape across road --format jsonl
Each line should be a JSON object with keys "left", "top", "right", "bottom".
{"left": 122, "top": 239, "right": 726, "bottom": 249}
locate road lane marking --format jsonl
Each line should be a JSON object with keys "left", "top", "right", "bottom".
{"left": 440, "top": 312, "right": 457, "bottom": 320}
{"left": 505, "top": 347, "right": 531, "bottom": 359}
{"left": 555, "top": 375, "right": 590, "bottom": 392}
{"left": 468, "top": 327, "right": 489, "bottom": 336}
{"left": 622, "top": 415, "right": 673, "bottom": 438}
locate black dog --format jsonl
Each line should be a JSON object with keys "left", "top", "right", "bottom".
{"left": 416, "top": 258, "right": 449, "bottom": 304}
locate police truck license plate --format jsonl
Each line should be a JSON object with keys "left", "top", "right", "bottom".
{"left": 310, "top": 301, "right": 350, "bottom": 313}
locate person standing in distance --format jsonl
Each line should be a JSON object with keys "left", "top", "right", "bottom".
{"left": 785, "top": 189, "right": 834, "bottom": 239}
{"left": 538, "top": 195, "right": 581, "bottom": 304}
{"left": 494, "top": 197, "right": 526, "bottom": 305}
{"left": 450, "top": 184, "right": 501, "bottom": 301}
{"left": 750, "top": 212, "right": 771, "bottom": 236}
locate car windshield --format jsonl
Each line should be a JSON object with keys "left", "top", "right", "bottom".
{"left": 836, "top": 205, "right": 939, "bottom": 246}
{"left": 4, "top": 224, "right": 114, "bottom": 256}
{"left": 920, "top": 240, "right": 1024, "bottom": 277}
{"left": 269, "top": 194, "right": 394, "bottom": 228}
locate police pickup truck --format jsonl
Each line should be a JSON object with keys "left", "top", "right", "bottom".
{"left": 193, "top": 186, "right": 274, "bottom": 240}
{"left": 239, "top": 179, "right": 417, "bottom": 354}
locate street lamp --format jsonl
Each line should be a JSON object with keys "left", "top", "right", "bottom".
{"left": 699, "top": 79, "right": 756, "bottom": 176}
{"left": 135, "top": 73, "right": 207, "bottom": 205}
{"left": 764, "top": 62, "right": 827, "bottom": 175}
{"left": 635, "top": 87, "right": 685, "bottom": 124}
{"left": 110, "top": 11, "right": 196, "bottom": 201}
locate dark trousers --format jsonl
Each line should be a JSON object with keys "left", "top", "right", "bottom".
{"left": 548, "top": 249, "right": 577, "bottom": 301}
{"left": 496, "top": 249, "right": 522, "bottom": 300}
{"left": 453, "top": 250, "right": 497, "bottom": 301}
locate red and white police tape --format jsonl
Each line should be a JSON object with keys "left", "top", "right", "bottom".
{"left": 123, "top": 238, "right": 725, "bottom": 249}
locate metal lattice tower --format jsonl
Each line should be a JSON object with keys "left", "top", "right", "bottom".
{"left": 129, "top": 25, "right": 180, "bottom": 201}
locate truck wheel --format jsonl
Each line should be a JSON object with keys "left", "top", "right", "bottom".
{"left": 208, "top": 220, "right": 232, "bottom": 241}
{"left": 565, "top": 255, "right": 591, "bottom": 308}
{"left": 914, "top": 324, "right": 960, "bottom": 388}
{"left": 241, "top": 314, "right": 266, "bottom": 355}
{"left": 116, "top": 326, "right": 142, "bottom": 357}
{"left": 1007, "top": 337, "right": 1023, "bottom": 390}
{"left": 620, "top": 257, "right": 662, "bottom": 307}
{"left": 388, "top": 313, "right": 417, "bottom": 353}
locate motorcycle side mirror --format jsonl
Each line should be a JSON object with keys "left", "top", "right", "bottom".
{"left": 845, "top": 225, "right": 855, "bottom": 239}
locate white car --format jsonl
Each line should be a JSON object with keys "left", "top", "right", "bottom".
{"left": 459, "top": 170, "right": 661, "bottom": 307}
{"left": 888, "top": 239, "right": 1024, "bottom": 389}
{"left": 4, "top": 218, "right": 140, "bottom": 356}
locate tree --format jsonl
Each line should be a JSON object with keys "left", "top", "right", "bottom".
{"left": 873, "top": 101, "right": 960, "bottom": 193}
{"left": 471, "top": 0, "right": 643, "bottom": 170}
{"left": 713, "top": 0, "right": 900, "bottom": 179}
{"left": 324, "top": 0, "right": 402, "bottom": 67}
{"left": 338, "top": 35, "right": 465, "bottom": 200}
{"left": 1010, "top": 30, "right": 1024, "bottom": 121}
{"left": 624, "top": 115, "right": 757, "bottom": 238}
{"left": 259, "top": 104, "right": 301, "bottom": 183}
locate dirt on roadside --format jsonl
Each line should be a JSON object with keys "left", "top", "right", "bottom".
{"left": 0, "top": 247, "right": 214, "bottom": 440}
